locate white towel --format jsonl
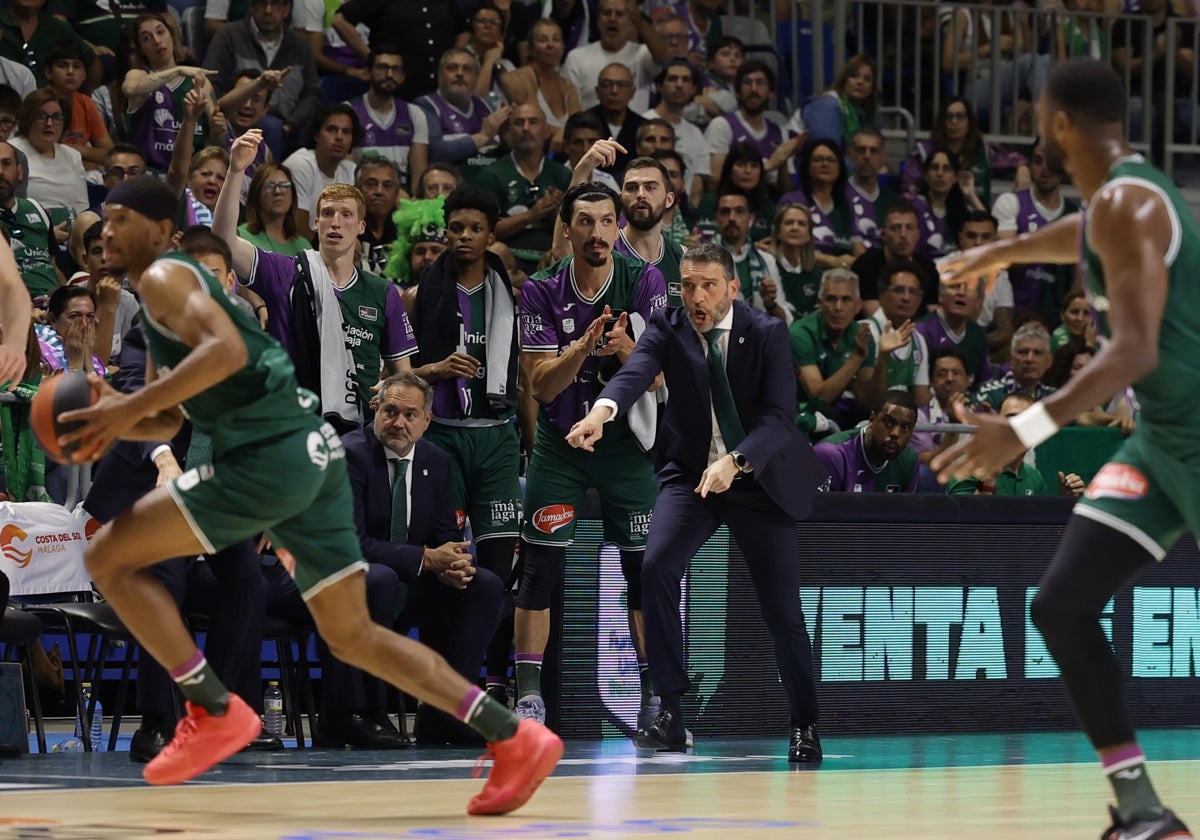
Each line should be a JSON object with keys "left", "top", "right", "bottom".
{"left": 626, "top": 312, "right": 658, "bottom": 451}
{"left": 299, "top": 250, "right": 360, "bottom": 429}
{"left": 483, "top": 267, "right": 515, "bottom": 404}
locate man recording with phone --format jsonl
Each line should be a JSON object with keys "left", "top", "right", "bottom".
{"left": 512, "top": 182, "right": 668, "bottom": 733}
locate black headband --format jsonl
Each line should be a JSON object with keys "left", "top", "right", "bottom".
{"left": 104, "top": 175, "right": 178, "bottom": 223}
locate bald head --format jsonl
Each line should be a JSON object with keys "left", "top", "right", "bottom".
{"left": 507, "top": 101, "right": 549, "bottom": 153}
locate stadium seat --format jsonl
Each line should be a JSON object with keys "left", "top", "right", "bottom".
{"left": 25, "top": 600, "right": 139, "bottom": 752}
{"left": 180, "top": 6, "right": 207, "bottom": 65}
{"left": 0, "top": 607, "right": 47, "bottom": 752}
{"left": 320, "top": 75, "right": 368, "bottom": 107}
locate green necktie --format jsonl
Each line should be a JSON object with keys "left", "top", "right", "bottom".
{"left": 390, "top": 458, "right": 409, "bottom": 543}
{"left": 703, "top": 328, "right": 745, "bottom": 450}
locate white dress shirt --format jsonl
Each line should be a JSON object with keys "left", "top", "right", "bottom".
{"left": 596, "top": 305, "right": 734, "bottom": 467}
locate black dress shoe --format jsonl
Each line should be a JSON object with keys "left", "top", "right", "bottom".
{"left": 633, "top": 707, "right": 689, "bottom": 752}
{"left": 314, "top": 713, "right": 409, "bottom": 750}
{"left": 788, "top": 724, "right": 822, "bottom": 763}
{"left": 413, "top": 704, "right": 484, "bottom": 747}
{"left": 129, "top": 727, "right": 170, "bottom": 763}
{"left": 362, "top": 709, "right": 410, "bottom": 746}
{"left": 242, "top": 732, "right": 284, "bottom": 752}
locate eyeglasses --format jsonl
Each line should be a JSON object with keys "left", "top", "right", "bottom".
{"left": 105, "top": 165, "right": 144, "bottom": 179}
{"left": 266, "top": 180, "right": 293, "bottom": 192}
{"left": 474, "top": 17, "right": 502, "bottom": 27}
{"left": 34, "top": 112, "right": 65, "bottom": 124}
{"left": 373, "top": 62, "right": 404, "bottom": 76}
{"left": 945, "top": 111, "right": 970, "bottom": 121}
{"left": 597, "top": 80, "right": 633, "bottom": 89}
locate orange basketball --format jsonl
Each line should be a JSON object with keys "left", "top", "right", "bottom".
{"left": 30, "top": 371, "right": 99, "bottom": 464}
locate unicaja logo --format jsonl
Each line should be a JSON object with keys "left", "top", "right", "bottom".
{"left": 0, "top": 524, "right": 32, "bottom": 567}
{"left": 531, "top": 505, "right": 574, "bottom": 534}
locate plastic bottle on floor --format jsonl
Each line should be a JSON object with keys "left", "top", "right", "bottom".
{"left": 263, "top": 681, "right": 284, "bottom": 739}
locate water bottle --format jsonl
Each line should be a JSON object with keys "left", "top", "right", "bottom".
{"left": 89, "top": 691, "right": 104, "bottom": 752}
{"left": 54, "top": 683, "right": 91, "bottom": 752}
{"left": 263, "top": 681, "right": 284, "bottom": 739}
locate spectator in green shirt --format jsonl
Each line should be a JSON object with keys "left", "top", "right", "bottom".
{"left": 789, "top": 267, "right": 899, "bottom": 436}
{"left": 948, "top": 393, "right": 1086, "bottom": 496}
{"left": 0, "top": 0, "right": 99, "bottom": 90}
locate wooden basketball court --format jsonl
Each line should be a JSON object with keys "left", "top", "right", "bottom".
{"left": 1, "top": 730, "right": 1198, "bottom": 837}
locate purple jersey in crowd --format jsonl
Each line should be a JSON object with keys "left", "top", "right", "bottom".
{"left": 911, "top": 195, "right": 952, "bottom": 260}
{"left": 815, "top": 429, "right": 918, "bottom": 493}
{"left": 520, "top": 253, "right": 667, "bottom": 434}
{"left": 673, "top": 0, "right": 711, "bottom": 54}
{"left": 725, "top": 111, "right": 785, "bottom": 162}
{"left": 914, "top": 312, "right": 992, "bottom": 387}
{"left": 416, "top": 91, "right": 490, "bottom": 135}
{"left": 778, "top": 187, "right": 877, "bottom": 253}
{"left": 1005, "top": 189, "right": 1079, "bottom": 313}
{"left": 350, "top": 95, "right": 416, "bottom": 157}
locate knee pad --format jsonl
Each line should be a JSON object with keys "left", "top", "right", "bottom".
{"left": 619, "top": 548, "right": 644, "bottom": 611}
{"left": 514, "top": 542, "right": 565, "bottom": 611}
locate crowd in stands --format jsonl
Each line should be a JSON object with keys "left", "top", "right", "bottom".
{"left": 0, "top": 0, "right": 1180, "bottom": 750}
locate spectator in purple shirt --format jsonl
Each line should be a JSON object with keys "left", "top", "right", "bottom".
{"left": 916, "top": 272, "right": 993, "bottom": 388}
{"left": 815, "top": 389, "right": 919, "bottom": 493}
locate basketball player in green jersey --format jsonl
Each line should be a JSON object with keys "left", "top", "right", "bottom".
{"left": 57, "top": 176, "right": 562, "bottom": 812}
{"left": 935, "top": 59, "right": 1197, "bottom": 840}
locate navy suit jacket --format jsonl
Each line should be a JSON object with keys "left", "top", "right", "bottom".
{"left": 598, "top": 300, "right": 825, "bottom": 521}
{"left": 342, "top": 427, "right": 462, "bottom": 583}
{"left": 84, "top": 324, "right": 191, "bottom": 523}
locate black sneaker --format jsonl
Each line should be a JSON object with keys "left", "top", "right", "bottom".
{"left": 129, "top": 726, "right": 170, "bottom": 763}
{"left": 1101, "top": 805, "right": 1194, "bottom": 840}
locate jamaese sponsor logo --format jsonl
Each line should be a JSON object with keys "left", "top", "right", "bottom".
{"left": 532, "top": 504, "right": 575, "bottom": 534}
{"left": 1085, "top": 463, "right": 1149, "bottom": 501}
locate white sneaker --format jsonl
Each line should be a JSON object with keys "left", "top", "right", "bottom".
{"left": 513, "top": 695, "right": 546, "bottom": 725}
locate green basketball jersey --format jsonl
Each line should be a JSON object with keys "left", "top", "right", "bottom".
{"left": 1082, "top": 155, "right": 1200, "bottom": 462}
{"left": 337, "top": 268, "right": 411, "bottom": 411}
{"left": 140, "top": 252, "right": 318, "bottom": 457}
{"left": 616, "top": 229, "right": 684, "bottom": 307}
{"left": 2, "top": 198, "right": 57, "bottom": 297}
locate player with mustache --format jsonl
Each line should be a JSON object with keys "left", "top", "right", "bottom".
{"left": 512, "top": 182, "right": 669, "bottom": 733}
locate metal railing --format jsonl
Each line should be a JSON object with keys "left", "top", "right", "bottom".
{"left": 1163, "top": 18, "right": 1200, "bottom": 177}
{"left": 765, "top": 0, "right": 1179, "bottom": 162}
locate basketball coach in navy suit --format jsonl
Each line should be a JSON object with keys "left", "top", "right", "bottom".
{"left": 567, "top": 241, "right": 827, "bottom": 762}
{"left": 342, "top": 371, "right": 504, "bottom": 744}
